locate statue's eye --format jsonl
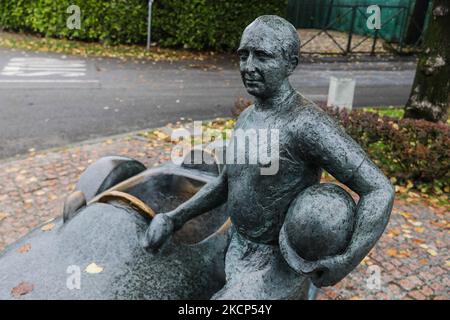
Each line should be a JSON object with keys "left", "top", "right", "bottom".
{"left": 238, "top": 51, "right": 249, "bottom": 61}
{"left": 255, "top": 51, "right": 271, "bottom": 60}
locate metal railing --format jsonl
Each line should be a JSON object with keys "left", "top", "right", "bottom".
{"left": 294, "top": 3, "right": 428, "bottom": 56}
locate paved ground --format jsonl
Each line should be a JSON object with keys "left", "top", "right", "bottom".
{"left": 0, "top": 48, "right": 416, "bottom": 159}
{"left": 298, "top": 29, "right": 388, "bottom": 54}
{"left": 0, "top": 128, "right": 447, "bottom": 300}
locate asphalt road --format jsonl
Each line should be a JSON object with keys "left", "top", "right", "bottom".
{"left": 0, "top": 48, "right": 416, "bottom": 160}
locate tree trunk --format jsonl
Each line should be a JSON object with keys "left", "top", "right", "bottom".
{"left": 404, "top": 0, "right": 450, "bottom": 123}
{"left": 404, "top": 0, "right": 430, "bottom": 45}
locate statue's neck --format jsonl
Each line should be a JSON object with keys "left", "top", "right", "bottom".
{"left": 254, "top": 81, "right": 296, "bottom": 112}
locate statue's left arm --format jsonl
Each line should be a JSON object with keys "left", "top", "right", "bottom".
{"left": 296, "top": 107, "right": 395, "bottom": 287}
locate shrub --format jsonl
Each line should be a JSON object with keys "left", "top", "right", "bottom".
{"left": 231, "top": 99, "right": 450, "bottom": 192}
{"left": 0, "top": 0, "right": 287, "bottom": 51}
{"left": 322, "top": 105, "right": 450, "bottom": 193}
{"left": 0, "top": 1, "right": 148, "bottom": 44}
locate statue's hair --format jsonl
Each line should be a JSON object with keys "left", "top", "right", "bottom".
{"left": 248, "top": 15, "right": 300, "bottom": 58}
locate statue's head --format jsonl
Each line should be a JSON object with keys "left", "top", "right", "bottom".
{"left": 238, "top": 15, "right": 300, "bottom": 99}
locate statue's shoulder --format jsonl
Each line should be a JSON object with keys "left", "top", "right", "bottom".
{"left": 292, "top": 95, "right": 342, "bottom": 139}
{"left": 236, "top": 104, "right": 255, "bottom": 123}
{"left": 291, "top": 93, "right": 335, "bottom": 128}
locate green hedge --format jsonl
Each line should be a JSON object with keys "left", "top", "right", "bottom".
{"left": 0, "top": 0, "right": 287, "bottom": 51}
{"left": 323, "top": 106, "right": 450, "bottom": 194}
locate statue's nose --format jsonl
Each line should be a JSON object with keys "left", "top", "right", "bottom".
{"left": 243, "top": 54, "right": 257, "bottom": 73}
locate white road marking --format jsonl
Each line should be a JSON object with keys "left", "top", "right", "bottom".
{"left": 1, "top": 57, "right": 87, "bottom": 77}
{"left": 0, "top": 79, "right": 98, "bottom": 83}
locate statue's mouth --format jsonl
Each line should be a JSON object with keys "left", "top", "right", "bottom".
{"left": 245, "top": 79, "right": 263, "bottom": 86}
{"left": 243, "top": 74, "right": 263, "bottom": 82}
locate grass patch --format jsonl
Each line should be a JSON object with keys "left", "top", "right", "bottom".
{"left": 363, "top": 107, "right": 405, "bottom": 119}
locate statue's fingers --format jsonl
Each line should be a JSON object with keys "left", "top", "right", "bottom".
{"left": 143, "top": 226, "right": 161, "bottom": 251}
{"left": 297, "top": 261, "right": 320, "bottom": 274}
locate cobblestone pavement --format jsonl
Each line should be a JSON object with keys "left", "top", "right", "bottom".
{"left": 0, "top": 129, "right": 448, "bottom": 300}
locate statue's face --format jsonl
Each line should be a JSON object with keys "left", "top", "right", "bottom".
{"left": 238, "top": 23, "right": 293, "bottom": 99}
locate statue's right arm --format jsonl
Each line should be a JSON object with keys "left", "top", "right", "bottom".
{"left": 167, "top": 166, "right": 228, "bottom": 231}
{"left": 144, "top": 167, "right": 228, "bottom": 250}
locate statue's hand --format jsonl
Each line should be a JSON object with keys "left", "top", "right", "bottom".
{"left": 143, "top": 213, "right": 174, "bottom": 253}
{"left": 298, "top": 255, "right": 352, "bottom": 287}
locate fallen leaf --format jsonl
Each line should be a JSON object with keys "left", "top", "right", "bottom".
{"left": 17, "top": 244, "right": 31, "bottom": 253}
{"left": 41, "top": 223, "right": 55, "bottom": 232}
{"left": 398, "top": 250, "right": 411, "bottom": 258}
{"left": 430, "top": 220, "right": 449, "bottom": 229}
{"left": 399, "top": 211, "right": 413, "bottom": 219}
{"left": 0, "top": 212, "right": 9, "bottom": 221}
{"left": 419, "top": 259, "right": 428, "bottom": 265}
{"left": 85, "top": 263, "right": 103, "bottom": 274}
{"left": 414, "top": 227, "right": 425, "bottom": 233}
{"left": 44, "top": 217, "right": 55, "bottom": 224}
{"left": 406, "top": 197, "right": 416, "bottom": 203}
{"left": 11, "top": 282, "right": 34, "bottom": 298}
{"left": 386, "top": 248, "right": 398, "bottom": 257}
{"left": 404, "top": 234, "right": 413, "bottom": 239}
{"left": 407, "top": 191, "right": 420, "bottom": 198}
{"left": 362, "top": 256, "right": 371, "bottom": 264}
{"left": 412, "top": 238, "right": 426, "bottom": 245}
{"left": 387, "top": 228, "right": 401, "bottom": 237}
{"left": 427, "top": 249, "right": 438, "bottom": 256}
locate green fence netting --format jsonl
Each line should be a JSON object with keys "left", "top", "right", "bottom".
{"left": 287, "top": 0, "right": 432, "bottom": 43}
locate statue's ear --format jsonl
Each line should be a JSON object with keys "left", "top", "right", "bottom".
{"left": 287, "top": 55, "right": 299, "bottom": 75}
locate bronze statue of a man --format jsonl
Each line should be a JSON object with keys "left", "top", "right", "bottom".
{"left": 144, "top": 15, "right": 394, "bottom": 299}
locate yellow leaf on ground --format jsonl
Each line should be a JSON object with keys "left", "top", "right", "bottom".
{"left": 11, "top": 282, "right": 34, "bottom": 298}
{"left": 0, "top": 212, "right": 9, "bottom": 221}
{"left": 399, "top": 211, "right": 413, "bottom": 219}
{"left": 361, "top": 256, "right": 370, "bottom": 265}
{"left": 410, "top": 221, "right": 422, "bottom": 227}
{"left": 427, "top": 249, "right": 438, "bottom": 256}
{"left": 419, "top": 259, "right": 428, "bottom": 265}
{"left": 17, "top": 244, "right": 31, "bottom": 253}
{"left": 155, "top": 131, "right": 169, "bottom": 140}
{"left": 414, "top": 227, "right": 425, "bottom": 233}
{"left": 407, "top": 191, "right": 419, "bottom": 198}
{"left": 85, "top": 263, "right": 104, "bottom": 274}
{"left": 386, "top": 248, "right": 398, "bottom": 257}
{"left": 412, "top": 238, "right": 426, "bottom": 245}
{"left": 398, "top": 250, "right": 411, "bottom": 257}
{"left": 387, "top": 228, "right": 401, "bottom": 237}
{"left": 41, "top": 223, "right": 55, "bottom": 232}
